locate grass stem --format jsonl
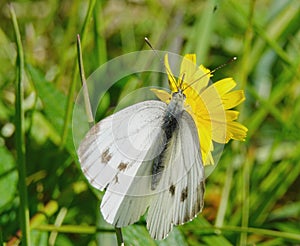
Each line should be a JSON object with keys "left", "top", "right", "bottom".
{"left": 9, "top": 3, "right": 31, "bottom": 245}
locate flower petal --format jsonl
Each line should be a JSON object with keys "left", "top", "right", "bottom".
{"left": 178, "top": 54, "right": 211, "bottom": 93}
{"left": 190, "top": 64, "right": 211, "bottom": 93}
{"left": 222, "top": 90, "right": 245, "bottom": 109}
{"left": 225, "top": 121, "right": 248, "bottom": 142}
{"left": 226, "top": 110, "right": 240, "bottom": 121}
{"left": 164, "top": 54, "right": 177, "bottom": 92}
{"left": 214, "top": 78, "right": 236, "bottom": 96}
{"left": 185, "top": 86, "right": 218, "bottom": 164}
{"left": 179, "top": 54, "right": 196, "bottom": 87}
{"left": 150, "top": 88, "right": 171, "bottom": 103}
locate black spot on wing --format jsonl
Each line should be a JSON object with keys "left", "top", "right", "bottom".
{"left": 184, "top": 214, "right": 191, "bottom": 223}
{"left": 117, "top": 162, "right": 128, "bottom": 171}
{"left": 199, "top": 180, "right": 205, "bottom": 209}
{"left": 90, "top": 177, "right": 95, "bottom": 185}
{"left": 82, "top": 167, "right": 88, "bottom": 174}
{"left": 101, "top": 148, "right": 112, "bottom": 164}
{"left": 169, "top": 184, "right": 175, "bottom": 196}
{"left": 180, "top": 187, "right": 188, "bottom": 202}
{"left": 114, "top": 174, "right": 119, "bottom": 184}
{"left": 192, "top": 181, "right": 205, "bottom": 215}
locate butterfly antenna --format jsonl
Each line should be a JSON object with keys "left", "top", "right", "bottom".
{"left": 144, "top": 37, "right": 179, "bottom": 91}
{"left": 183, "top": 56, "right": 237, "bottom": 91}
{"left": 210, "top": 56, "right": 237, "bottom": 74}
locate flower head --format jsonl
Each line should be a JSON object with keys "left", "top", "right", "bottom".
{"left": 152, "top": 54, "right": 248, "bottom": 165}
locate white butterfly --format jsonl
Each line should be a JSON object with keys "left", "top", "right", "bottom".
{"left": 77, "top": 55, "right": 206, "bottom": 240}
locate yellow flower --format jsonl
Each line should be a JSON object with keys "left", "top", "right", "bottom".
{"left": 151, "top": 54, "right": 248, "bottom": 165}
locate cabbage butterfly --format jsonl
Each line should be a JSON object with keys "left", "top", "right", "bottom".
{"left": 77, "top": 52, "right": 247, "bottom": 240}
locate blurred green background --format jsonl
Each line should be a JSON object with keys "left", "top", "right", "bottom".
{"left": 1, "top": 0, "right": 300, "bottom": 245}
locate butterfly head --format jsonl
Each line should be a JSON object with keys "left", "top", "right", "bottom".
{"left": 171, "top": 90, "right": 186, "bottom": 101}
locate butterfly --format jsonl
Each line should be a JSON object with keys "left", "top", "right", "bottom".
{"left": 77, "top": 53, "right": 247, "bottom": 240}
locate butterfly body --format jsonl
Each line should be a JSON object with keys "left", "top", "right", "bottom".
{"left": 151, "top": 91, "right": 185, "bottom": 190}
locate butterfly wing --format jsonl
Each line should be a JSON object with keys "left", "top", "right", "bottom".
{"left": 78, "top": 100, "right": 167, "bottom": 225}
{"left": 146, "top": 110, "right": 205, "bottom": 240}
{"left": 78, "top": 100, "right": 205, "bottom": 239}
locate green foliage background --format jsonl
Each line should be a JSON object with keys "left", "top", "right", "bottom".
{"left": 0, "top": 0, "right": 300, "bottom": 245}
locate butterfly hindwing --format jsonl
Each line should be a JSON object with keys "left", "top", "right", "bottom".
{"left": 146, "top": 110, "right": 205, "bottom": 239}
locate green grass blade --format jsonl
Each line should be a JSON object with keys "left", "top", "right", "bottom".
{"left": 184, "top": 0, "right": 218, "bottom": 62}
{"left": 215, "top": 225, "right": 300, "bottom": 242}
{"left": 60, "top": 0, "right": 96, "bottom": 149}
{"left": 9, "top": 4, "right": 31, "bottom": 245}
{"left": 215, "top": 157, "right": 234, "bottom": 227}
{"left": 27, "top": 65, "right": 77, "bottom": 157}
{"left": 93, "top": 0, "right": 107, "bottom": 66}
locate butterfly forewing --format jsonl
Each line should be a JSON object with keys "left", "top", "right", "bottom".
{"left": 78, "top": 100, "right": 167, "bottom": 193}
